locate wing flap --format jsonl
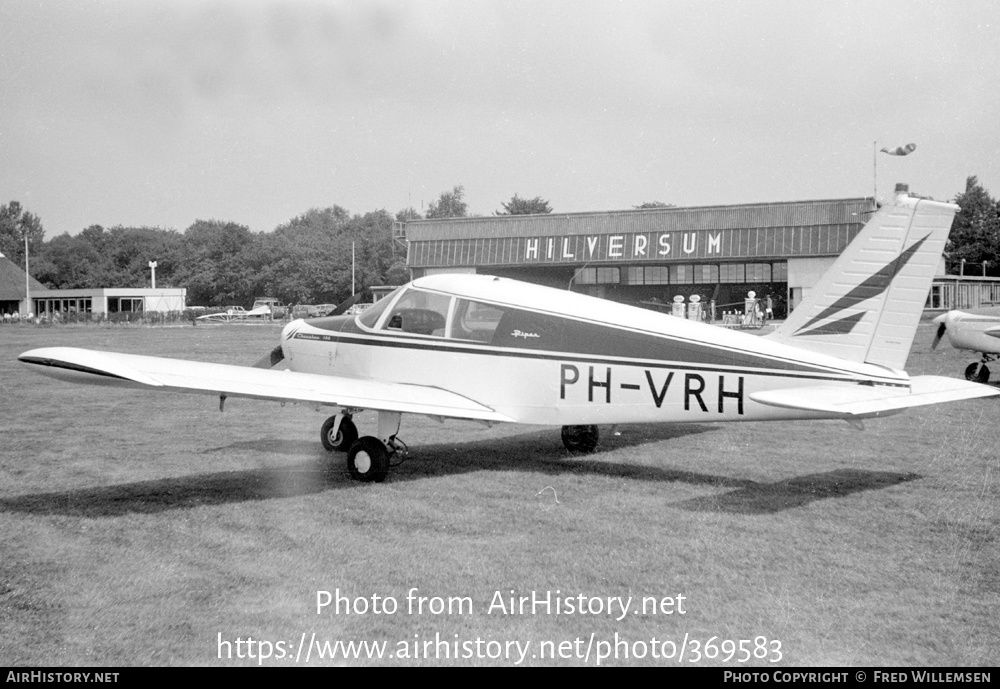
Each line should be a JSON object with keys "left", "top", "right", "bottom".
{"left": 19, "top": 347, "right": 514, "bottom": 423}
{"left": 750, "top": 376, "right": 998, "bottom": 418}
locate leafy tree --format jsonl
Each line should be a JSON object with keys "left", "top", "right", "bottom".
{"left": 426, "top": 185, "right": 467, "bottom": 219}
{"left": 383, "top": 260, "right": 410, "bottom": 286}
{"left": 946, "top": 177, "right": 1000, "bottom": 276}
{"left": 633, "top": 201, "right": 676, "bottom": 209}
{"left": 496, "top": 194, "right": 552, "bottom": 215}
{"left": 34, "top": 233, "right": 109, "bottom": 288}
{"left": 0, "top": 201, "right": 45, "bottom": 268}
{"left": 174, "top": 220, "right": 258, "bottom": 305}
{"left": 395, "top": 207, "right": 422, "bottom": 222}
{"left": 105, "top": 226, "right": 184, "bottom": 288}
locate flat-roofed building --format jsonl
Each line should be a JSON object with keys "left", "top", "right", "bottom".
{"left": 403, "top": 196, "right": 878, "bottom": 318}
{"left": 31, "top": 287, "right": 186, "bottom": 319}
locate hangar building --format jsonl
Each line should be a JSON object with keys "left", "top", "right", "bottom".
{"left": 402, "top": 196, "right": 879, "bottom": 319}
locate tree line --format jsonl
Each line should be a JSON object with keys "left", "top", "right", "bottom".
{"left": 0, "top": 186, "right": 554, "bottom": 308}
{"left": 3, "top": 178, "right": 996, "bottom": 307}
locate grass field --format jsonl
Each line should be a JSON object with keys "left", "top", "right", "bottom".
{"left": 1, "top": 321, "right": 997, "bottom": 666}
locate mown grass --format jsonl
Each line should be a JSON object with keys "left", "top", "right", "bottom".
{"left": 0, "top": 321, "right": 997, "bottom": 666}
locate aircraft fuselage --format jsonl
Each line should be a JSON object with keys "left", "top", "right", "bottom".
{"left": 281, "top": 275, "right": 910, "bottom": 427}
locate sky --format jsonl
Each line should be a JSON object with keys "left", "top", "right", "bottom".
{"left": 1, "top": 0, "right": 998, "bottom": 238}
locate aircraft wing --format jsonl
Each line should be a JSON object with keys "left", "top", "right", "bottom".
{"left": 18, "top": 347, "right": 515, "bottom": 423}
{"left": 196, "top": 312, "right": 235, "bottom": 322}
{"left": 750, "top": 376, "right": 999, "bottom": 419}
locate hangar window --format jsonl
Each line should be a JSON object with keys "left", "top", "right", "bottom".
{"left": 626, "top": 266, "right": 669, "bottom": 285}
{"left": 575, "top": 267, "right": 620, "bottom": 285}
{"left": 746, "top": 263, "right": 772, "bottom": 282}
{"left": 693, "top": 265, "right": 719, "bottom": 284}
{"left": 719, "top": 263, "right": 744, "bottom": 282}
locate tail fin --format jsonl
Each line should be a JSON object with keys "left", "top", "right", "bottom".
{"left": 768, "top": 186, "right": 958, "bottom": 371}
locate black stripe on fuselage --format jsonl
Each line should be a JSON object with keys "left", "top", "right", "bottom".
{"left": 293, "top": 317, "right": 905, "bottom": 387}
{"left": 306, "top": 311, "right": 827, "bottom": 373}
{"left": 18, "top": 356, "right": 132, "bottom": 381}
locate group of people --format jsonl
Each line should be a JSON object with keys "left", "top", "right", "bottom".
{"left": 1, "top": 311, "right": 28, "bottom": 324}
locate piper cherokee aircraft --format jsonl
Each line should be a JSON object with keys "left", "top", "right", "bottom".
{"left": 932, "top": 307, "right": 1000, "bottom": 383}
{"left": 18, "top": 188, "right": 1000, "bottom": 482}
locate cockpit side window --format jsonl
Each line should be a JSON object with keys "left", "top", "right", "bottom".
{"left": 450, "top": 299, "right": 505, "bottom": 343}
{"left": 382, "top": 289, "right": 451, "bottom": 337}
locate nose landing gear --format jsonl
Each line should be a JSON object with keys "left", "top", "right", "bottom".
{"left": 321, "top": 413, "right": 359, "bottom": 452}
{"left": 965, "top": 356, "right": 994, "bottom": 384}
{"left": 321, "top": 410, "right": 406, "bottom": 482}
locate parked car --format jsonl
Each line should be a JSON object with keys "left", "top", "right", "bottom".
{"left": 249, "top": 297, "right": 286, "bottom": 319}
{"left": 291, "top": 304, "right": 317, "bottom": 319}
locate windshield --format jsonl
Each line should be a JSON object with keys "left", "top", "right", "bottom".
{"left": 357, "top": 286, "right": 404, "bottom": 328}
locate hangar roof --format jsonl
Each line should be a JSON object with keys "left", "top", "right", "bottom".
{"left": 404, "top": 197, "right": 874, "bottom": 241}
{"left": 404, "top": 197, "right": 877, "bottom": 269}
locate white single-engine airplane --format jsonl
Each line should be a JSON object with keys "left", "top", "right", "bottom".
{"left": 19, "top": 188, "right": 1000, "bottom": 482}
{"left": 932, "top": 307, "right": 1000, "bottom": 383}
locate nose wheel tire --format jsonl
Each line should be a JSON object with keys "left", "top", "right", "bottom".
{"left": 321, "top": 415, "right": 358, "bottom": 452}
{"left": 561, "top": 425, "right": 599, "bottom": 453}
{"left": 965, "top": 363, "right": 990, "bottom": 384}
{"left": 347, "top": 437, "right": 390, "bottom": 482}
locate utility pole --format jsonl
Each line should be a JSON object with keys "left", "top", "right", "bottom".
{"left": 148, "top": 261, "right": 158, "bottom": 289}
{"left": 23, "top": 230, "right": 30, "bottom": 317}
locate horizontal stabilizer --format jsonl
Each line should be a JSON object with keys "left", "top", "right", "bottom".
{"left": 750, "top": 376, "right": 998, "bottom": 419}
{"left": 19, "top": 347, "right": 514, "bottom": 423}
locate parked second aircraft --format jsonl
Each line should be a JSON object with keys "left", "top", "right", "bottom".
{"left": 932, "top": 307, "right": 1000, "bottom": 383}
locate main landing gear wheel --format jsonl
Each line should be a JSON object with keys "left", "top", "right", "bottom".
{"left": 965, "top": 362, "right": 990, "bottom": 384}
{"left": 321, "top": 415, "right": 358, "bottom": 452}
{"left": 347, "top": 437, "right": 390, "bottom": 483}
{"left": 561, "top": 425, "right": 599, "bottom": 453}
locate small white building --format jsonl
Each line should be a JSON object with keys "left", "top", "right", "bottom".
{"left": 32, "top": 287, "right": 187, "bottom": 318}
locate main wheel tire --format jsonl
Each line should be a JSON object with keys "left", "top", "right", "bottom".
{"left": 347, "top": 437, "right": 389, "bottom": 482}
{"left": 321, "top": 415, "right": 358, "bottom": 452}
{"left": 561, "top": 424, "right": 599, "bottom": 453}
